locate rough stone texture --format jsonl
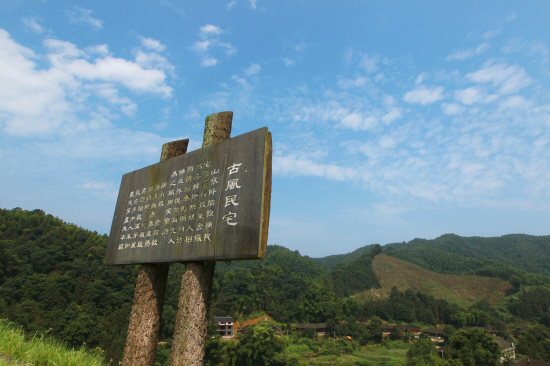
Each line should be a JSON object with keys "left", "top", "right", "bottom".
{"left": 202, "top": 111, "right": 232, "bottom": 148}
{"left": 160, "top": 139, "right": 189, "bottom": 162}
{"left": 121, "top": 139, "right": 188, "bottom": 366}
{"left": 170, "top": 261, "right": 216, "bottom": 366}
{"left": 170, "top": 111, "right": 233, "bottom": 366}
{"left": 259, "top": 132, "right": 272, "bottom": 259}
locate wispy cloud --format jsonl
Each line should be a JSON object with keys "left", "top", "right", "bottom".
{"left": 282, "top": 57, "right": 295, "bottom": 66}
{"left": 226, "top": 1, "right": 237, "bottom": 9}
{"left": 403, "top": 85, "right": 444, "bottom": 105}
{"left": 65, "top": 6, "right": 103, "bottom": 30}
{"left": 191, "top": 24, "right": 236, "bottom": 67}
{"left": 22, "top": 17, "right": 46, "bottom": 34}
{"left": 139, "top": 37, "right": 167, "bottom": 52}
{"left": 466, "top": 60, "right": 534, "bottom": 94}
{"left": 244, "top": 63, "right": 261, "bottom": 76}
{"left": 158, "top": 0, "right": 185, "bottom": 16}
{"left": 447, "top": 43, "right": 489, "bottom": 61}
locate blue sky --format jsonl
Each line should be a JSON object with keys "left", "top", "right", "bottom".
{"left": 1, "top": 1, "right": 550, "bottom": 257}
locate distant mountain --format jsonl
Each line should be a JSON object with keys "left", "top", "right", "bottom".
{"left": 3, "top": 207, "right": 550, "bottom": 365}
{"left": 215, "top": 244, "right": 327, "bottom": 279}
{"left": 310, "top": 244, "right": 378, "bottom": 270}
{"left": 384, "top": 233, "right": 550, "bottom": 278}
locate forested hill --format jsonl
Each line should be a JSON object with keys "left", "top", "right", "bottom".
{"left": 0, "top": 208, "right": 382, "bottom": 363}
{"left": 384, "top": 234, "right": 550, "bottom": 278}
{"left": 312, "top": 233, "right": 550, "bottom": 278}
{"left": 311, "top": 244, "right": 377, "bottom": 270}
{"left": 3, "top": 207, "right": 550, "bottom": 365}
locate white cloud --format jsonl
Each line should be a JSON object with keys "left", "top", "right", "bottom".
{"left": 499, "top": 95, "right": 532, "bottom": 110}
{"left": 441, "top": 103, "right": 465, "bottom": 115}
{"left": 283, "top": 57, "right": 295, "bottom": 66}
{"left": 192, "top": 40, "right": 211, "bottom": 52}
{"left": 232, "top": 74, "right": 251, "bottom": 89}
{"left": 245, "top": 63, "right": 261, "bottom": 76}
{"left": 338, "top": 75, "right": 368, "bottom": 89}
{"left": 201, "top": 58, "right": 217, "bottom": 67}
{"left": 134, "top": 50, "right": 175, "bottom": 73}
{"left": 250, "top": 0, "right": 257, "bottom": 10}
{"left": 200, "top": 24, "right": 223, "bottom": 37}
{"left": 339, "top": 112, "right": 378, "bottom": 131}
{"left": 0, "top": 29, "right": 173, "bottom": 136}
{"left": 22, "top": 17, "right": 46, "bottom": 34}
{"left": 361, "top": 54, "right": 378, "bottom": 73}
{"left": 454, "top": 87, "right": 487, "bottom": 105}
{"left": 403, "top": 85, "right": 444, "bottom": 105}
{"left": 226, "top": 1, "right": 237, "bottom": 9}
{"left": 86, "top": 44, "right": 109, "bottom": 56}
{"left": 192, "top": 25, "right": 235, "bottom": 67}
{"left": 219, "top": 42, "right": 237, "bottom": 56}
{"left": 382, "top": 108, "right": 402, "bottom": 125}
{"left": 139, "top": 37, "right": 166, "bottom": 52}
{"left": 447, "top": 43, "right": 489, "bottom": 61}
{"left": 482, "top": 29, "right": 501, "bottom": 40}
{"left": 274, "top": 154, "right": 357, "bottom": 182}
{"left": 466, "top": 61, "right": 534, "bottom": 94}
{"left": 65, "top": 6, "right": 103, "bottom": 30}
{"left": 44, "top": 39, "right": 172, "bottom": 97}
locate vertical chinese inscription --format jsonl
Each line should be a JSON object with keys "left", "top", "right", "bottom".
{"left": 116, "top": 161, "right": 220, "bottom": 252}
{"left": 104, "top": 127, "right": 271, "bottom": 265}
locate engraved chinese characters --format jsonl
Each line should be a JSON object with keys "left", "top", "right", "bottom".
{"left": 104, "top": 127, "right": 272, "bottom": 265}
{"left": 117, "top": 161, "right": 219, "bottom": 251}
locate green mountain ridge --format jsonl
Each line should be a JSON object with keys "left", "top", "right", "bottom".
{"left": 3, "top": 207, "right": 550, "bottom": 364}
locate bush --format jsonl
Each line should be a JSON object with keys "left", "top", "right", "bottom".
{"left": 317, "top": 339, "right": 355, "bottom": 356}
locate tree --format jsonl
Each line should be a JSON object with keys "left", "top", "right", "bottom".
{"left": 406, "top": 338, "right": 443, "bottom": 366}
{"left": 368, "top": 316, "right": 384, "bottom": 343}
{"left": 235, "top": 325, "right": 285, "bottom": 366}
{"left": 446, "top": 328, "right": 501, "bottom": 366}
{"left": 390, "top": 326, "right": 401, "bottom": 341}
{"left": 442, "top": 325, "right": 455, "bottom": 342}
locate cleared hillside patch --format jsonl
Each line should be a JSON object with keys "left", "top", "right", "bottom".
{"left": 358, "top": 254, "right": 512, "bottom": 307}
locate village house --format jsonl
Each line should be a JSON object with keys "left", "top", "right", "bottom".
{"left": 294, "top": 323, "right": 328, "bottom": 337}
{"left": 214, "top": 317, "right": 234, "bottom": 338}
{"left": 422, "top": 328, "right": 445, "bottom": 342}
{"left": 494, "top": 336, "right": 516, "bottom": 363}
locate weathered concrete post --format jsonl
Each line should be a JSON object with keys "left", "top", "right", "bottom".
{"left": 170, "top": 111, "right": 233, "bottom": 366}
{"left": 122, "top": 139, "right": 189, "bottom": 366}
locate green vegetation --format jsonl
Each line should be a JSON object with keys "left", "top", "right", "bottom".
{"left": 364, "top": 254, "right": 512, "bottom": 308}
{"left": 446, "top": 328, "right": 502, "bottom": 366}
{"left": 0, "top": 208, "right": 135, "bottom": 363}
{"left": 3, "top": 208, "right": 550, "bottom": 365}
{"left": 384, "top": 234, "right": 550, "bottom": 284}
{"left": 0, "top": 318, "right": 105, "bottom": 365}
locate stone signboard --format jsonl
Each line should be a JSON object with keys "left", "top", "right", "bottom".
{"left": 104, "top": 127, "right": 272, "bottom": 265}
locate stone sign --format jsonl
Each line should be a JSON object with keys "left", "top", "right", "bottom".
{"left": 104, "top": 127, "right": 271, "bottom": 265}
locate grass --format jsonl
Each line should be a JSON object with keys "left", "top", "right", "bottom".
{"left": 281, "top": 337, "right": 409, "bottom": 365}
{"left": 357, "top": 254, "right": 512, "bottom": 307}
{"left": 350, "top": 346, "right": 408, "bottom": 364}
{"left": 0, "top": 319, "right": 106, "bottom": 366}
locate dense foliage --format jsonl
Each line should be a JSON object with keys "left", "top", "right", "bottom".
{"left": 384, "top": 233, "right": 550, "bottom": 278}
{"left": 3, "top": 208, "right": 550, "bottom": 365}
{"left": 0, "top": 208, "right": 135, "bottom": 362}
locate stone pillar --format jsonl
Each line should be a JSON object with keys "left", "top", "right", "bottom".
{"left": 170, "top": 111, "right": 233, "bottom": 366}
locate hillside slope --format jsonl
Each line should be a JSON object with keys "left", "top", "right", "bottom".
{"left": 384, "top": 233, "right": 550, "bottom": 277}
{"left": 359, "top": 254, "right": 512, "bottom": 308}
